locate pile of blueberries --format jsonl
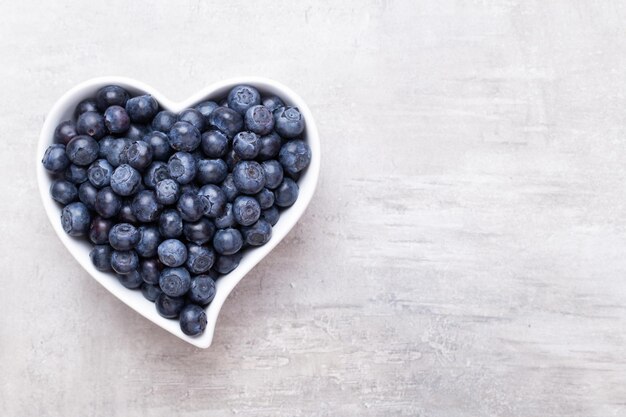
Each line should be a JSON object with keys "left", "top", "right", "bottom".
{"left": 41, "top": 84, "right": 311, "bottom": 336}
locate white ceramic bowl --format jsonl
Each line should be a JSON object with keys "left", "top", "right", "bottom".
{"left": 36, "top": 77, "right": 320, "bottom": 348}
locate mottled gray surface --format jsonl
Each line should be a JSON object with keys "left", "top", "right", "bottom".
{"left": 1, "top": 1, "right": 625, "bottom": 416}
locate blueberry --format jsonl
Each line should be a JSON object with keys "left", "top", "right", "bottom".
{"left": 196, "top": 159, "right": 228, "bottom": 184}
{"left": 284, "top": 169, "right": 300, "bottom": 182}
{"left": 136, "top": 225, "right": 161, "bottom": 258}
{"left": 126, "top": 140, "right": 153, "bottom": 170}
{"left": 194, "top": 101, "right": 219, "bottom": 124}
{"left": 108, "top": 223, "right": 140, "bottom": 250}
{"left": 54, "top": 120, "right": 78, "bottom": 145}
{"left": 141, "top": 283, "right": 162, "bottom": 301}
{"left": 227, "top": 85, "right": 261, "bottom": 115}
{"left": 187, "top": 275, "right": 216, "bottom": 306}
{"left": 257, "top": 132, "right": 282, "bottom": 161}
{"left": 110, "top": 164, "right": 141, "bottom": 196}
{"left": 155, "top": 293, "right": 185, "bottom": 319}
{"left": 78, "top": 181, "right": 98, "bottom": 210}
{"left": 176, "top": 192, "right": 205, "bottom": 222}
{"left": 90, "top": 245, "right": 113, "bottom": 271}
{"left": 117, "top": 270, "right": 143, "bottom": 289}
{"left": 143, "top": 161, "right": 171, "bottom": 189}
{"left": 233, "top": 195, "right": 261, "bottom": 227}
{"left": 144, "top": 131, "right": 171, "bottom": 161}
{"left": 88, "top": 216, "right": 112, "bottom": 245}
{"left": 126, "top": 123, "right": 149, "bottom": 141}
{"left": 139, "top": 258, "right": 162, "bottom": 284}
{"left": 225, "top": 149, "right": 242, "bottom": 171}
{"left": 155, "top": 178, "right": 180, "bottom": 205}
{"left": 96, "top": 85, "right": 129, "bottom": 111}
{"left": 94, "top": 186, "right": 122, "bottom": 218}
{"left": 261, "top": 206, "right": 280, "bottom": 226}
{"left": 167, "top": 152, "right": 196, "bottom": 184}
{"left": 232, "top": 131, "right": 261, "bottom": 160}
{"left": 213, "top": 228, "right": 243, "bottom": 255}
{"left": 168, "top": 121, "right": 201, "bottom": 152}
{"left": 131, "top": 190, "right": 162, "bottom": 222}
{"left": 64, "top": 164, "right": 88, "bottom": 184}
{"left": 60, "top": 202, "right": 90, "bottom": 237}
{"left": 262, "top": 95, "right": 285, "bottom": 113}
{"left": 98, "top": 136, "right": 115, "bottom": 159}
{"left": 214, "top": 203, "right": 236, "bottom": 229}
{"left": 233, "top": 161, "right": 266, "bottom": 194}
{"left": 178, "top": 108, "right": 205, "bottom": 131}
{"left": 151, "top": 110, "right": 177, "bottom": 132}
{"left": 105, "top": 138, "right": 131, "bottom": 167}
{"left": 198, "top": 185, "right": 227, "bottom": 218}
{"left": 274, "top": 107, "right": 305, "bottom": 138}
{"left": 110, "top": 250, "right": 139, "bottom": 274}
{"left": 244, "top": 105, "right": 274, "bottom": 135}
{"left": 157, "top": 239, "right": 187, "bottom": 267}
{"left": 213, "top": 252, "right": 242, "bottom": 274}
{"left": 125, "top": 94, "right": 158, "bottom": 123}
{"left": 118, "top": 199, "right": 138, "bottom": 223}
{"left": 254, "top": 188, "right": 275, "bottom": 209}
{"left": 179, "top": 304, "right": 207, "bottom": 336}
{"left": 76, "top": 111, "right": 107, "bottom": 140}
{"left": 261, "top": 160, "right": 284, "bottom": 190}
{"left": 87, "top": 159, "right": 114, "bottom": 188}
{"left": 42, "top": 144, "right": 70, "bottom": 173}
{"left": 220, "top": 174, "right": 239, "bottom": 202}
{"left": 241, "top": 219, "right": 272, "bottom": 246}
{"left": 159, "top": 209, "right": 183, "bottom": 238}
{"left": 50, "top": 180, "right": 78, "bottom": 205}
{"left": 279, "top": 139, "right": 311, "bottom": 175}
{"left": 186, "top": 244, "right": 215, "bottom": 274}
{"left": 274, "top": 178, "right": 299, "bottom": 207}
{"left": 183, "top": 218, "right": 215, "bottom": 245}
{"left": 159, "top": 267, "right": 191, "bottom": 297}
{"left": 75, "top": 98, "right": 99, "bottom": 118}
{"left": 180, "top": 183, "right": 199, "bottom": 195}
{"left": 66, "top": 135, "right": 100, "bottom": 166}
{"left": 103, "top": 105, "right": 130, "bottom": 134}
{"left": 208, "top": 107, "right": 243, "bottom": 138}
{"left": 200, "top": 130, "right": 229, "bottom": 159}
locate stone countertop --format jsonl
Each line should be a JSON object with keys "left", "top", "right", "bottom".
{"left": 0, "top": 1, "right": 625, "bottom": 416}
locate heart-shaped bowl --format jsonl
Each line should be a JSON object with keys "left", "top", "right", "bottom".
{"left": 36, "top": 76, "right": 320, "bottom": 348}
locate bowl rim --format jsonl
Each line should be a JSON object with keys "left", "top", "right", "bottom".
{"left": 36, "top": 76, "right": 320, "bottom": 348}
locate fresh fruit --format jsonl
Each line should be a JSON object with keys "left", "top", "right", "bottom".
{"left": 66, "top": 135, "right": 99, "bottom": 166}
{"left": 232, "top": 196, "right": 261, "bottom": 226}
{"left": 233, "top": 160, "right": 265, "bottom": 194}
{"left": 125, "top": 94, "right": 158, "bottom": 123}
{"left": 103, "top": 105, "right": 130, "bottom": 134}
{"left": 187, "top": 275, "right": 216, "bottom": 306}
{"left": 168, "top": 121, "right": 201, "bottom": 152}
{"left": 108, "top": 223, "right": 140, "bottom": 250}
{"left": 245, "top": 105, "right": 274, "bottom": 135}
{"left": 159, "top": 267, "right": 191, "bottom": 297}
{"left": 232, "top": 131, "right": 261, "bottom": 160}
{"left": 274, "top": 106, "right": 305, "bottom": 138}
{"left": 96, "top": 85, "right": 129, "bottom": 111}
{"left": 227, "top": 85, "right": 261, "bottom": 115}
{"left": 50, "top": 180, "right": 78, "bottom": 205}
{"left": 279, "top": 140, "right": 312, "bottom": 175}
{"left": 43, "top": 84, "right": 312, "bottom": 336}
{"left": 76, "top": 112, "right": 107, "bottom": 139}
{"left": 179, "top": 304, "right": 207, "bottom": 336}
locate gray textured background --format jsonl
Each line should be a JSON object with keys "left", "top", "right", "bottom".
{"left": 1, "top": 1, "right": 625, "bottom": 416}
